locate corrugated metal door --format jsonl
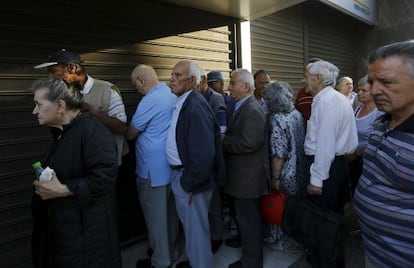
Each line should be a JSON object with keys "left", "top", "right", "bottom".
{"left": 306, "top": 4, "right": 358, "bottom": 80}
{"left": 0, "top": 1, "right": 233, "bottom": 266}
{"left": 250, "top": 5, "right": 304, "bottom": 90}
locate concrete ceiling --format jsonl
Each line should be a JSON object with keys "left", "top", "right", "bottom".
{"left": 158, "top": 0, "right": 307, "bottom": 20}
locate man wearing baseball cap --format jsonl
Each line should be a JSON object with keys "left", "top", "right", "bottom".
{"left": 207, "top": 71, "right": 225, "bottom": 96}
{"left": 34, "top": 49, "right": 128, "bottom": 165}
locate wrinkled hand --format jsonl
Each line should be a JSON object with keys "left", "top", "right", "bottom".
{"left": 307, "top": 184, "right": 322, "bottom": 195}
{"left": 33, "top": 174, "right": 72, "bottom": 200}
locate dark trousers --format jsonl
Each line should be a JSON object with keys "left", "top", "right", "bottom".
{"left": 233, "top": 197, "right": 263, "bottom": 268}
{"left": 31, "top": 193, "right": 49, "bottom": 268}
{"left": 348, "top": 156, "right": 363, "bottom": 196}
{"left": 309, "top": 155, "right": 349, "bottom": 268}
{"left": 208, "top": 187, "right": 224, "bottom": 240}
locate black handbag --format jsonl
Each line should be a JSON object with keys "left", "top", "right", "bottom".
{"left": 281, "top": 195, "right": 344, "bottom": 261}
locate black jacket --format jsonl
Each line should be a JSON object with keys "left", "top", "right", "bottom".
{"left": 32, "top": 113, "right": 120, "bottom": 268}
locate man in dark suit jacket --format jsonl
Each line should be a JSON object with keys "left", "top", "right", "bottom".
{"left": 166, "top": 60, "right": 224, "bottom": 268}
{"left": 223, "top": 68, "right": 270, "bottom": 268}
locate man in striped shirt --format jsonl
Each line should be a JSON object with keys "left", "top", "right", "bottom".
{"left": 354, "top": 40, "right": 414, "bottom": 267}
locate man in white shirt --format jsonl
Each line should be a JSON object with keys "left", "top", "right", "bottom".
{"left": 303, "top": 60, "right": 358, "bottom": 268}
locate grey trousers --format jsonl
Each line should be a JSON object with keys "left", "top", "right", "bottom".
{"left": 136, "top": 176, "right": 172, "bottom": 268}
{"left": 170, "top": 169, "right": 214, "bottom": 268}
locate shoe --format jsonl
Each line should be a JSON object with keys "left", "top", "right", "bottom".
{"left": 225, "top": 236, "right": 241, "bottom": 248}
{"left": 175, "top": 261, "right": 191, "bottom": 268}
{"left": 228, "top": 218, "right": 239, "bottom": 236}
{"left": 306, "top": 254, "right": 312, "bottom": 265}
{"left": 211, "top": 238, "right": 223, "bottom": 254}
{"left": 136, "top": 258, "right": 152, "bottom": 268}
{"left": 228, "top": 260, "right": 242, "bottom": 268}
{"left": 147, "top": 248, "right": 154, "bottom": 257}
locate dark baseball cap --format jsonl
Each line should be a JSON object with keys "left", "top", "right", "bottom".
{"left": 34, "top": 49, "right": 82, "bottom": 69}
{"left": 207, "top": 71, "right": 223, "bottom": 82}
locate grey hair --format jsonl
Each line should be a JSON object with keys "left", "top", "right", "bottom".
{"left": 357, "top": 75, "right": 369, "bottom": 86}
{"left": 31, "top": 79, "right": 83, "bottom": 110}
{"left": 197, "top": 65, "right": 206, "bottom": 87}
{"left": 337, "top": 76, "right": 353, "bottom": 87}
{"left": 368, "top": 40, "right": 414, "bottom": 78}
{"left": 231, "top": 68, "right": 254, "bottom": 92}
{"left": 187, "top": 60, "right": 201, "bottom": 85}
{"left": 307, "top": 60, "right": 340, "bottom": 88}
{"left": 263, "top": 81, "right": 294, "bottom": 114}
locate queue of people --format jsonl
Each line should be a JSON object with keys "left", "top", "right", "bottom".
{"left": 30, "top": 40, "right": 414, "bottom": 268}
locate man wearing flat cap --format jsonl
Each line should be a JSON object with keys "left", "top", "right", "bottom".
{"left": 34, "top": 49, "right": 128, "bottom": 165}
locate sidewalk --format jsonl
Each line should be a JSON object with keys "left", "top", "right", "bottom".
{"left": 122, "top": 202, "right": 365, "bottom": 268}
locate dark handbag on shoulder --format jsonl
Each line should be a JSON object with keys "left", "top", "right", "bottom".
{"left": 281, "top": 195, "right": 344, "bottom": 261}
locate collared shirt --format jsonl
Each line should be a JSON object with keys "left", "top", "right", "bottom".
{"left": 166, "top": 90, "right": 192, "bottom": 166}
{"left": 304, "top": 86, "right": 358, "bottom": 187}
{"left": 233, "top": 95, "right": 252, "bottom": 115}
{"left": 258, "top": 97, "right": 268, "bottom": 114}
{"left": 82, "top": 75, "right": 127, "bottom": 122}
{"left": 130, "top": 83, "right": 176, "bottom": 186}
{"left": 354, "top": 113, "right": 414, "bottom": 267}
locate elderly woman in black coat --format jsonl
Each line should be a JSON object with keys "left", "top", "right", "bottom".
{"left": 31, "top": 79, "right": 120, "bottom": 268}
{"left": 262, "top": 81, "right": 306, "bottom": 253}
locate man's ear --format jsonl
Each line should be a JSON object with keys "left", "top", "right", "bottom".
{"left": 189, "top": 75, "right": 197, "bottom": 88}
{"left": 66, "top": 63, "right": 77, "bottom": 74}
{"left": 315, "top": 74, "right": 322, "bottom": 85}
{"left": 138, "top": 76, "right": 145, "bottom": 87}
{"left": 243, "top": 82, "right": 250, "bottom": 93}
{"left": 57, "top": 99, "right": 66, "bottom": 114}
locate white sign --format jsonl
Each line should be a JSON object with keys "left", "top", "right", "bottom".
{"left": 323, "top": 0, "right": 377, "bottom": 25}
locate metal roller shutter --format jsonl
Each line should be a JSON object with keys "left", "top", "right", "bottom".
{"left": 306, "top": 4, "right": 357, "bottom": 80}
{"left": 250, "top": 5, "right": 304, "bottom": 90}
{"left": 0, "top": 1, "right": 233, "bottom": 266}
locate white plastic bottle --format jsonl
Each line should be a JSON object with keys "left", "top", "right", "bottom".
{"left": 32, "top": 161, "right": 53, "bottom": 182}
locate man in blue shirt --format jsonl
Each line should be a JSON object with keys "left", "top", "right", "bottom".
{"left": 126, "top": 64, "right": 177, "bottom": 268}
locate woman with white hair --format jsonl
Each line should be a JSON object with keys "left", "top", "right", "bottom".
{"left": 348, "top": 75, "right": 383, "bottom": 195}
{"left": 262, "top": 81, "right": 306, "bottom": 252}
{"left": 31, "top": 79, "right": 120, "bottom": 267}
{"left": 337, "top": 76, "right": 362, "bottom": 109}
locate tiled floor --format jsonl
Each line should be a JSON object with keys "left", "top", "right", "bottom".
{"left": 122, "top": 202, "right": 365, "bottom": 268}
